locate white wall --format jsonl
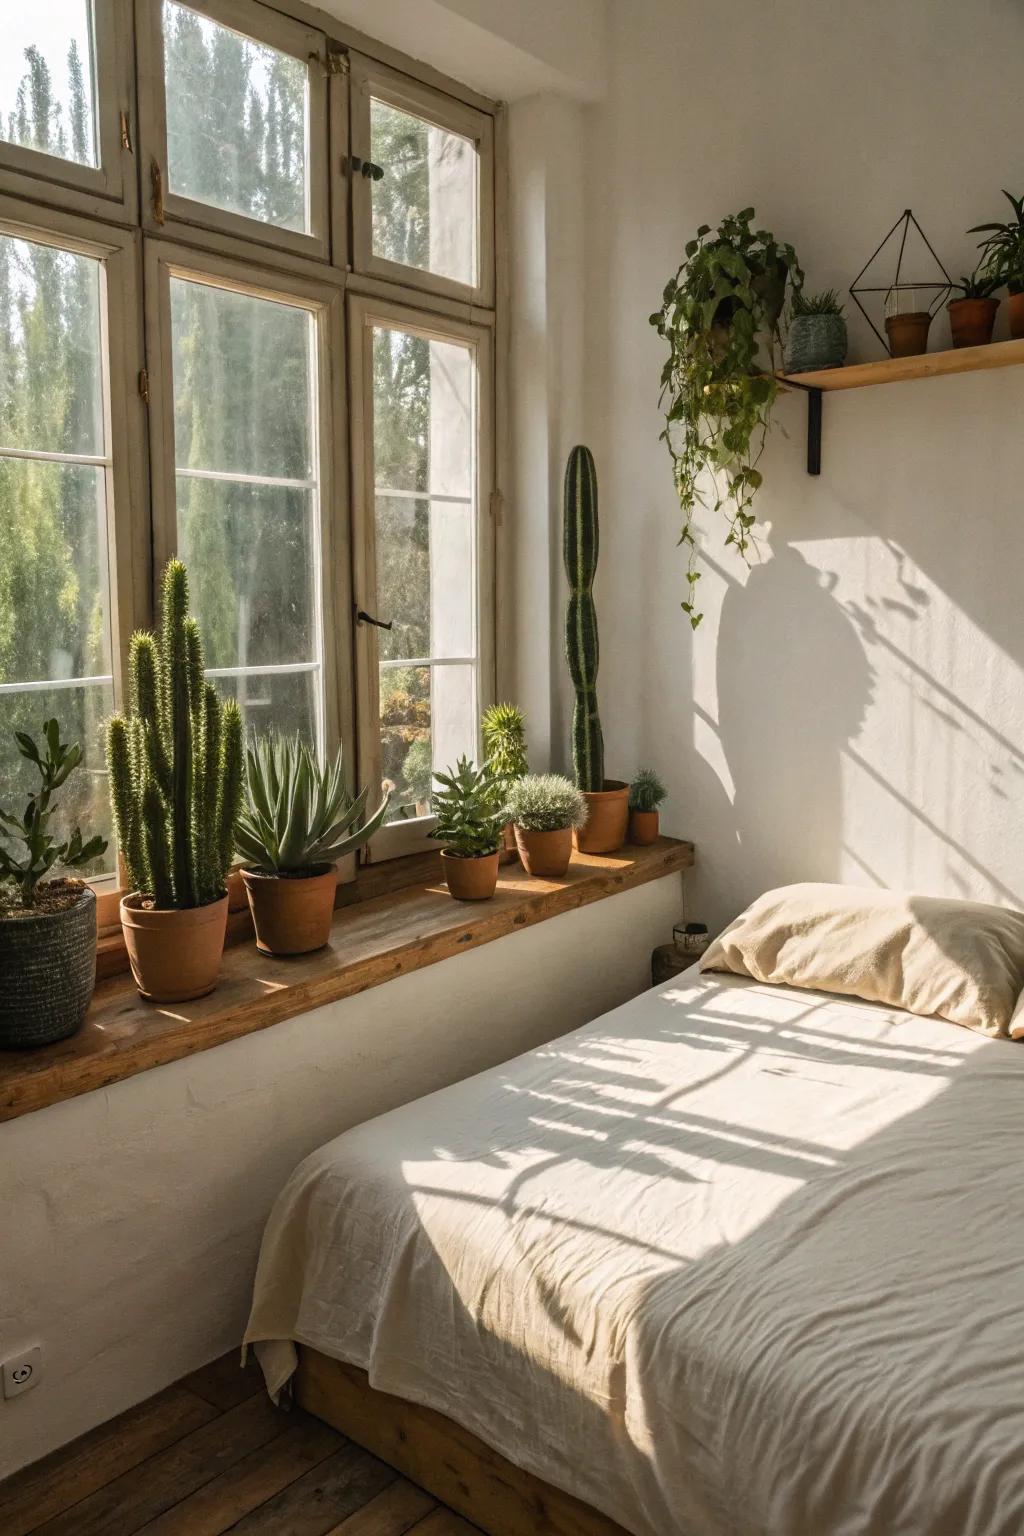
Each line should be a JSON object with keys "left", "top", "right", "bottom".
{"left": 583, "top": 0, "right": 1024, "bottom": 931}
{"left": 0, "top": 876, "right": 682, "bottom": 1478}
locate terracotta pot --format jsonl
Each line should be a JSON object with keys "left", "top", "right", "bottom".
{"left": 574, "top": 780, "right": 630, "bottom": 855}
{"left": 1009, "top": 291, "right": 1024, "bottom": 340}
{"left": 885, "top": 312, "right": 931, "bottom": 358}
{"left": 120, "top": 894, "right": 229, "bottom": 1002}
{"left": 629, "top": 809, "right": 660, "bottom": 846}
{"left": 440, "top": 849, "right": 500, "bottom": 901}
{"left": 948, "top": 296, "right": 999, "bottom": 349}
{"left": 242, "top": 864, "right": 337, "bottom": 957}
{"left": 0, "top": 883, "right": 97, "bottom": 1049}
{"left": 498, "top": 821, "right": 519, "bottom": 867}
{"left": 514, "top": 825, "right": 573, "bottom": 878}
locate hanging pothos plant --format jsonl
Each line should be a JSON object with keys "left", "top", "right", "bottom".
{"left": 649, "top": 208, "right": 803, "bottom": 628}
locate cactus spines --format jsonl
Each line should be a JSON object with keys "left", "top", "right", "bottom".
{"left": 105, "top": 560, "right": 243, "bottom": 910}
{"left": 563, "top": 445, "right": 605, "bottom": 794}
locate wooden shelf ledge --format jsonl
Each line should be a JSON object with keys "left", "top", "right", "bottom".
{"left": 0, "top": 837, "right": 695, "bottom": 1125}
{"left": 780, "top": 335, "right": 1024, "bottom": 392}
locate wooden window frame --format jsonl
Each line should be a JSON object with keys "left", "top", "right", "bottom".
{"left": 349, "top": 54, "right": 495, "bottom": 310}
{"left": 0, "top": 195, "right": 148, "bottom": 924}
{"left": 135, "top": 0, "right": 332, "bottom": 265}
{"left": 143, "top": 237, "right": 353, "bottom": 766}
{"left": 0, "top": 0, "right": 138, "bottom": 224}
{"left": 347, "top": 290, "right": 496, "bottom": 862}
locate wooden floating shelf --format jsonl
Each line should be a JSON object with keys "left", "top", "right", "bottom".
{"left": 779, "top": 335, "right": 1024, "bottom": 393}
{"left": 777, "top": 337, "right": 1024, "bottom": 472}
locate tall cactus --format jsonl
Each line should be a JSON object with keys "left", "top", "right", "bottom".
{"left": 563, "top": 445, "right": 604, "bottom": 793}
{"left": 106, "top": 560, "right": 244, "bottom": 909}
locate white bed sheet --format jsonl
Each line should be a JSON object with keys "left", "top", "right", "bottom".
{"left": 245, "top": 968, "right": 1024, "bottom": 1536}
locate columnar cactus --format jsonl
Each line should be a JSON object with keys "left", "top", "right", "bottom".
{"left": 106, "top": 560, "right": 243, "bottom": 909}
{"left": 563, "top": 445, "right": 604, "bottom": 793}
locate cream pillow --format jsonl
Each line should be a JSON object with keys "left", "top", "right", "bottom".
{"left": 700, "top": 882, "right": 1024, "bottom": 1039}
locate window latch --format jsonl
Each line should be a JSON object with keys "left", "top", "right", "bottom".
{"left": 348, "top": 156, "right": 385, "bottom": 181}
{"left": 356, "top": 609, "right": 393, "bottom": 631}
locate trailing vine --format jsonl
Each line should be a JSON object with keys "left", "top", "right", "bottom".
{"left": 650, "top": 208, "right": 802, "bottom": 628}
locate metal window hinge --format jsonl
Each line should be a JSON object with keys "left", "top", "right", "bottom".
{"left": 120, "top": 110, "right": 133, "bottom": 154}
{"left": 309, "top": 47, "right": 349, "bottom": 76}
{"left": 138, "top": 368, "right": 150, "bottom": 405}
{"left": 347, "top": 156, "right": 384, "bottom": 180}
{"left": 151, "top": 161, "right": 165, "bottom": 225}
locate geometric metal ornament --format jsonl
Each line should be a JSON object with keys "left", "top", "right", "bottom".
{"left": 849, "top": 209, "right": 953, "bottom": 355}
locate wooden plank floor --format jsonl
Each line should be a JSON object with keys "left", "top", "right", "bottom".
{"left": 0, "top": 1350, "right": 481, "bottom": 1536}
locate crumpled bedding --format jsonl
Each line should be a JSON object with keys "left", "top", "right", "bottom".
{"left": 245, "top": 967, "right": 1024, "bottom": 1536}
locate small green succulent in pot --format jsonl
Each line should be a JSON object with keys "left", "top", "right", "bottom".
{"left": 432, "top": 756, "right": 506, "bottom": 901}
{"left": 785, "top": 289, "right": 847, "bottom": 373}
{"left": 628, "top": 768, "right": 667, "bottom": 846}
{"left": 236, "top": 734, "right": 391, "bottom": 956}
{"left": 0, "top": 720, "right": 108, "bottom": 1048}
{"left": 505, "top": 773, "right": 587, "bottom": 880}
{"left": 481, "top": 701, "right": 529, "bottom": 859}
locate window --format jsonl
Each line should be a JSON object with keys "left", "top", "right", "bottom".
{"left": 0, "top": 214, "right": 141, "bottom": 880}
{"left": 139, "top": 0, "right": 330, "bottom": 259}
{"left": 350, "top": 57, "right": 494, "bottom": 305}
{"left": 350, "top": 298, "right": 494, "bottom": 857}
{"left": 1, "top": 8, "right": 499, "bottom": 886}
{"left": 0, "top": 0, "right": 135, "bottom": 215}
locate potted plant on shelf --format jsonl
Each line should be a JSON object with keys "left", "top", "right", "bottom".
{"left": 784, "top": 289, "right": 847, "bottom": 372}
{"left": 482, "top": 702, "right": 528, "bottom": 863}
{"left": 106, "top": 560, "right": 244, "bottom": 1003}
{"left": 504, "top": 774, "right": 587, "bottom": 879}
{"left": 235, "top": 735, "right": 390, "bottom": 957}
{"left": 970, "top": 190, "right": 1024, "bottom": 340}
{"left": 432, "top": 756, "right": 506, "bottom": 901}
{"left": 564, "top": 445, "right": 630, "bottom": 853}
{"left": 0, "top": 721, "right": 107, "bottom": 1048}
{"left": 947, "top": 268, "right": 1002, "bottom": 349}
{"left": 649, "top": 208, "right": 803, "bottom": 624}
{"left": 628, "top": 769, "right": 668, "bottom": 846}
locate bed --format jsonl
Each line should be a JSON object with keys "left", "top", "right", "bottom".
{"left": 246, "top": 964, "right": 1024, "bottom": 1536}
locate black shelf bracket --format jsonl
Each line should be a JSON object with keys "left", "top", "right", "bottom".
{"left": 781, "top": 376, "right": 823, "bottom": 475}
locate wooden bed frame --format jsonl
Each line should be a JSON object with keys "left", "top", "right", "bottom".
{"left": 296, "top": 1346, "right": 631, "bottom": 1536}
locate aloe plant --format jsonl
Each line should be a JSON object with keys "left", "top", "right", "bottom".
{"left": 432, "top": 757, "right": 505, "bottom": 858}
{"left": 235, "top": 735, "right": 390, "bottom": 873}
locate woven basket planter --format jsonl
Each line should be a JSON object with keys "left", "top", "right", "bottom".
{"left": 785, "top": 313, "right": 848, "bottom": 373}
{"left": 0, "top": 884, "right": 97, "bottom": 1049}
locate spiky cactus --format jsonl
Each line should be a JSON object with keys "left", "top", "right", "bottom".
{"left": 106, "top": 561, "right": 244, "bottom": 909}
{"left": 563, "top": 445, "right": 604, "bottom": 793}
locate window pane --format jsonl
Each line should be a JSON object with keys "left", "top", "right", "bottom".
{"left": 169, "top": 275, "right": 323, "bottom": 746}
{"left": 0, "top": 235, "right": 104, "bottom": 456}
{"left": 371, "top": 320, "right": 479, "bottom": 827}
{"left": 1, "top": 1, "right": 99, "bottom": 169}
{"left": 171, "top": 278, "right": 312, "bottom": 480}
{"left": 370, "top": 98, "right": 478, "bottom": 287}
{"left": 163, "top": 0, "right": 311, "bottom": 234}
{"left": 0, "top": 227, "right": 114, "bottom": 880}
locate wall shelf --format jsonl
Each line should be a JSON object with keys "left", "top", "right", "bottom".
{"left": 778, "top": 336, "right": 1024, "bottom": 472}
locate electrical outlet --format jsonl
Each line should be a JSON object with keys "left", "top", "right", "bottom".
{"left": 2, "top": 1346, "right": 42, "bottom": 1400}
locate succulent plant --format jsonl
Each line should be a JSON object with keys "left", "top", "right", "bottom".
{"left": 629, "top": 768, "right": 667, "bottom": 813}
{"left": 791, "top": 288, "right": 844, "bottom": 316}
{"left": 564, "top": 445, "right": 604, "bottom": 793}
{"left": 235, "top": 734, "right": 391, "bottom": 874}
{"left": 432, "top": 756, "right": 505, "bottom": 858}
{"left": 0, "top": 720, "right": 107, "bottom": 907}
{"left": 504, "top": 774, "right": 587, "bottom": 834}
{"left": 106, "top": 560, "right": 243, "bottom": 910}
{"left": 481, "top": 702, "right": 528, "bottom": 784}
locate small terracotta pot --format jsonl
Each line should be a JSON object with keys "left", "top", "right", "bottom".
{"left": 1009, "top": 291, "right": 1024, "bottom": 340}
{"left": 885, "top": 311, "right": 931, "bottom": 358}
{"left": 629, "top": 809, "right": 660, "bottom": 846}
{"left": 514, "top": 825, "right": 573, "bottom": 878}
{"left": 441, "top": 849, "right": 500, "bottom": 901}
{"left": 574, "top": 780, "right": 630, "bottom": 855}
{"left": 498, "top": 821, "right": 519, "bottom": 866}
{"left": 948, "top": 296, "right": 999, "bottom": 349}
{"left": 120, "top": 894, "right": 229, "bottom": 1003}
{"left": 241, "top": 864, "right": 338, "bottom": 957}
